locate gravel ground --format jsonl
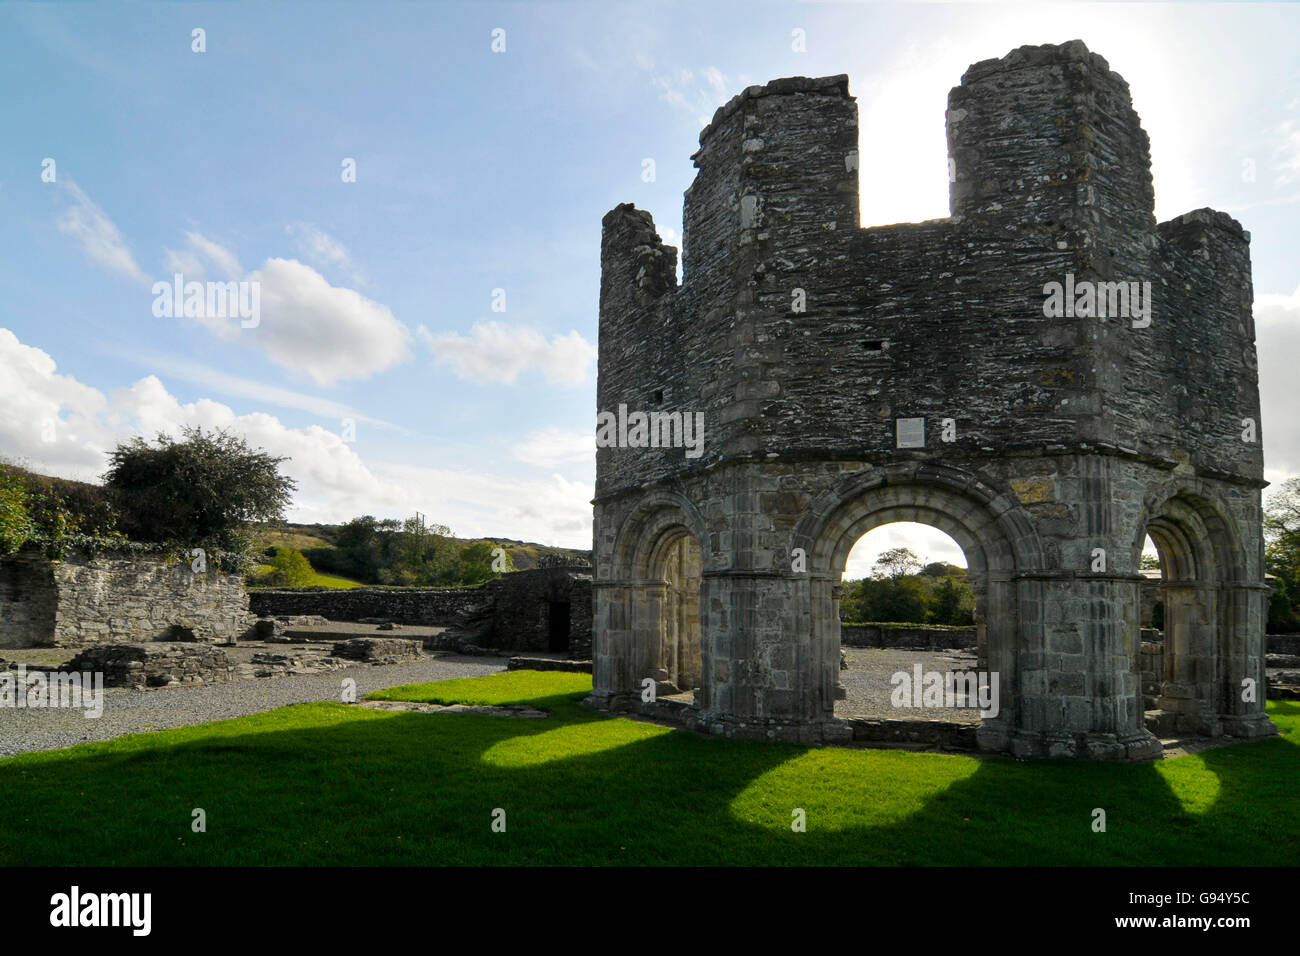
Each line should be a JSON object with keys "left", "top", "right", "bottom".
{"left": 835, "top": 648, "right": 985, "bottom": 722}
{"left": 0, "top": 655, "right": 504, "bottom": 758}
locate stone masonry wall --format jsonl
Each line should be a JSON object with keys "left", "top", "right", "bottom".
{"left": 0, "top": 549, "right": 251, "bottom": 648}
{"left": 248, "top": 586, "right": 482, "bottom": 625}
{"left": 840, "top": 624, "right": 977, "bottom": 650}
{"left": 0, "top": 552, "right": 58, "bottom": 648}
{"left": 253, "top": 568, "right": 595, "bottom": 658}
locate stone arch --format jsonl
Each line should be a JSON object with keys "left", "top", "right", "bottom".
{"left": 595, "top": 492, "right": 708, "bottom": 703}
{"left": 792, "top": 464, "right": 1043, "bottom": 732}
{"left": 612, "top": 491, "right": 709, "bottom": 581}
{"left": 1133, "top": 480, "right": 1262, "bottom": 735}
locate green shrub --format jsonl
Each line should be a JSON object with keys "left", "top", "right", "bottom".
{"left": 262, "top": 547, "right": 315, "bottom": 587}
{"left": 0, "top": 472, "right": 35, "bottom": 555}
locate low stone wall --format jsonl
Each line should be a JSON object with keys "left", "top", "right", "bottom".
{"left": 248, "top": 587, "right": 482, "bottom": 625}
{"left": 0, "top": 549, "right": 250, "bottom": 648}
{"left": 507, "top": 657, "right": 593, "bottom": 673}
{"left": 840, "top": 624, "right": 977, "bottom": 650}
{"left": 62, "top": 642, "right": 236, "bottom": 689}
{"left": 842, "top": 717, "right": 980, "bottom": 751}
{"left": 255, "top": 568, "right": 595, "bottom": 659}
{"left": 330, "top": 637, "right": 421, "bottom": 663}
{"left": 1268, "top": 634, "right": 1300, "bottom": 655}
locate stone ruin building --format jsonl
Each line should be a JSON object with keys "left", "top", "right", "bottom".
{"left": 589, "top": 40, "right": 1277, "bottom": 759}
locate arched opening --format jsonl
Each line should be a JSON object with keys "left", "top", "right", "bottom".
{"left": 596, "top": 496, "right": 708, "bottom": 710}
{"left": 1139, "top": 490, "right": 1247, "bottom": 737}
{"left": 795, "top": 468, "right": 1036, "bottom": 749}
{"left": 647, "top": 530, "right": 702, "bottom": 697}
{"left": 836, "top": 522, "right": 985, "bottom": 723}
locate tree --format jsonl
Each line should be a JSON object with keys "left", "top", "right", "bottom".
{"left": 930, "top": 575, "right": 975, "bottom": 626}
{"left": 871, "top": 547, "right": 922, "bottom": 580}
{"left": 858, "top": 575, "right": 929, "bottom": 622}
{"left": 103, "top": 426, "right": 296, "bottom": 553}
{"left": 264, "top": 547, "right": 314, "bottom": 586}
{"left": 320, "top": 515, "right": 403, "bottom": 582}
{"left": 1265, "top": 477, "right": 1300, "bottom": 632}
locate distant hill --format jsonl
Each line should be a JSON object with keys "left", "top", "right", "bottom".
{"left": 0, "top": 461, "right": 110, "bottom": 514}
{"left": 251, "top": 522, "right": 589, "bottom": 573}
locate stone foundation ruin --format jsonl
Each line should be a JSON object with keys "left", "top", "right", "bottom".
{"left": 589, "top": 41, "right": 1277, "bottom": 759}
{"left": 252, "top": 561, "right": 593, "bottom": 659}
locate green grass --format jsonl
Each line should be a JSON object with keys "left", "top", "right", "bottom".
{"left": 247, "top": 564, "right": 363, "bottom": 589}
{"left": 250, "top": 530, "right": 336, "bottom": 552}
{"left": 1, "top": 671, "right": 1297, "bottom": 866}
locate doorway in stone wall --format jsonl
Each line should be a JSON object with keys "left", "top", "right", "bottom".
{"left": 547, "top": 599, "right": 571, "bottom": 653}
{"left": 649, "top": 529, "right": 703, "bottom": 702}
{"left": 1141, "top": 493, "right": 1240, "bottom": 737}
{"left": 796, "top": 469, "right": 1030, "bottom": 740}
{"left": 836, "top": 522, "right": 985, "bottom": 725}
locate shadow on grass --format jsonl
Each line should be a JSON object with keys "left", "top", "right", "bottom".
{"left": 0, "top": 686, "right": 1295, "bottom": 866}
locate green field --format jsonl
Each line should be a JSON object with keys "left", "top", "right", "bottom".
{"left": 2, "top": 672, "right": 1295, "bottom": 866}
{"left": 247, "top": 563, "right": 363, "bottom": 589}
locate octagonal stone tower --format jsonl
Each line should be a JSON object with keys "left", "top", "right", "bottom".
{"left": 589, "top": 41, "right": 1276, "bottom": 759}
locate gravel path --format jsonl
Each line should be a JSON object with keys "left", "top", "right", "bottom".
{"left": 835, "top": 648, "right": 985, "bottom": 722}
{"left": 0, "top": 655, "right": 504, "bottom": 758}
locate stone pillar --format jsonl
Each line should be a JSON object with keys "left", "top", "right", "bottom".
{"left": 1218, "top": 583, "right": 1277, "bottom": 738}
{"left": 1013, "top": 572, "right": 1160, "bottom": 760}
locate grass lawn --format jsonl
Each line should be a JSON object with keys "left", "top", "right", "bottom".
{"left": 2, "top": 671, "right": 1296, "bottom": 866}
{"left": 247, "top": 564, "right": 363, "bottom": 589}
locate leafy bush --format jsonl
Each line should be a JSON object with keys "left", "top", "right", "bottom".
{"left": 0, "top": 472, "right": 35, "bottom": 555}
{"left": 261, "top": 547, "right": 315, "bottom": 587}
{"left": 103, "top": 426, "right": 296, "bottom": 553}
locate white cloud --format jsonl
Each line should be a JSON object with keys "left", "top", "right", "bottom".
{"left": 169, "top": 251, "right": 412, "bottom": 386}
{"left": 55, "top": 180, "right": 148, "bottom": 284}
{"left": 1275, "top": 119, "right": 1300, "bottom": 185}
{"left": 0, "top": 327, "right": 592, "bottom": 549}
{"left": 186, "top": 231, "right": 242, "bottom": 278}
{"left": 372, "top": 463, "right": 593, "bottom": 549}
{"left": 116, "top": 348, "right": 405, "bottom": 433}
{"left": 651, "top": 64, "right": 735, "bottom": 128}
{"left": 0, "top": 327, "right": 112, "bottom": 477}
{"left": 158, "top": 233, "right": 408, "bottom": 386}
{"left": 1256, "top": 286, "right": 1300, "bottom": 483}
{"left": 513, "top": 426, "right": 595, "bottom": 469}
{"left": 286, "top": 222, "right": 363, "bottom": 284}
{"left": 417, "top": 321, "right": 596, "bottom": 387}
{"left": 244, "top": 258, "right": 411, "bottom": 386}
{"left": 843, "top": 523, "right": 967, "bottom": 582}
{"left": 163, "top": 230, "right": 242, "bottom": 281}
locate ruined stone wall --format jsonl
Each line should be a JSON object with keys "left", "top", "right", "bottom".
{"left": 248, "top": 586, "right": 483, "bottom": 625}
{"left": 64, "top": 642, "right": 237, "bottom": 688}
{"left": 840, "top": 624, "right": 977, "bottom": 650}
{"left": 0, "top": 549, "right": 250, "bottom": 648}
{"left": 0, "top": 552, "right": 58, "bottom": 648}
{"left": 598, "top": 45, "right": 1260, "bottom": 496}
{"left": 253, "top": 568, "right": 595, "bottom": 658}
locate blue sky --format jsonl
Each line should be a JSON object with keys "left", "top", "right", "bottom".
{"left": 2, "top": 1, "right": 1298, "bottom": 575}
